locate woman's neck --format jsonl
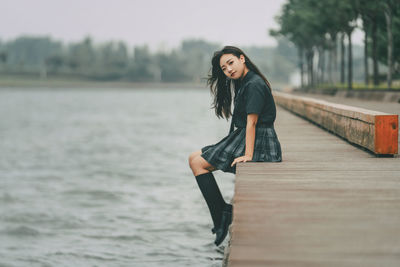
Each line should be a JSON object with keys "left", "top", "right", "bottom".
{"left": 240, "top": 67, "right": 250, "bottom": 80}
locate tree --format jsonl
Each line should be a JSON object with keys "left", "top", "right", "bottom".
{"left": 4, "top": 36, "right": 62, "bottom": 73}
{"left": 126, "top": 45, "right": 154, "bottom": 82}
{"left": 354, "top": 0, "right": 387, "bottom": 86}
{"left": 45, "top": 54, "right": 64, "bottom": 74}
{"left": 180, "top": 39, "right": 219, "bottom": 82}
{"left": 68, "top": 37, "right": 96, "bottom": 76}
{"left": 271, "top": 0, "right": 320, "bottom": 87}
{"left": 272, "top": 0, "right": 353, "bottom": 88}
{"left": 382, "top": 0, "right": 399, "bottom": 87}
{"left": 371, "top": 4, "right": 400, "bottom": 84}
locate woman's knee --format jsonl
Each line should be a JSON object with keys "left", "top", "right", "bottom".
{"left": 188, "top": 150, "right": 201, "bottom": 168}
{"left": 189, "top": 155, "right": 205, "bottom": 174}
{"left": 191, "top": 155, "right": 216, "bottom": 175}
{"left": 188, "top": 152, "right": 195, "bottom": 168}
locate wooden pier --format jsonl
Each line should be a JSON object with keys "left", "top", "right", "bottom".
{"left": 224, "top": 96, "right": 400, "bottom": 267}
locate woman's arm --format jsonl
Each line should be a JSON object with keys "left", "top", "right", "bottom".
{"left": 244, "top": 113, "right": 258, "bottom": 158}
{"left": 231, "top": 113, "right": 258, "bottom": 167}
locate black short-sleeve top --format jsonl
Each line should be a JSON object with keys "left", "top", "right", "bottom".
{"left": 232, "top": 70, "right": 276, "bottom": 128}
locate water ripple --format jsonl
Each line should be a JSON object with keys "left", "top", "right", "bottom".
{"left": 1, "top": 225, "right": 41, "bottom": 236}
{"left": 0, "top": 88, "right": 234, "bottom": 267}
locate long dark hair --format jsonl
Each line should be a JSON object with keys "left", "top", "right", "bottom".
{"left": 207, "top": 46, "right": 272, "bottom": 120}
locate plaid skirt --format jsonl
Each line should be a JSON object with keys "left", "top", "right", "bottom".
{"left": 201, "top": 126, "right": 282, "bottom": 174}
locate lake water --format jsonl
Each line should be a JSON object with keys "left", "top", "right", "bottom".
{"left": 0, "top": 87, "right": 235, "bottom": 267}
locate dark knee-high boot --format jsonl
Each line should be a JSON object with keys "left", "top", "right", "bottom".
{"left": 195, "top": 172, "right": 232, "bottom": 246}
{"left": 195, "top": 172, "right": 226, "bottom": 229}
{"left": 213, "top": 203, "right": 232, "bottom": 246}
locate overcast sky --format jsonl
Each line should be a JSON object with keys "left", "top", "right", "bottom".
{"left": 1, "top": 0, "right": 362, "bottom": 51}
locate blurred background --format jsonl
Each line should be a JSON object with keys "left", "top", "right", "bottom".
{"left": 0, "top": 0, "right": 399, "bottom": 267}
{"left": 4, "top": 0, "right": 396, "bottom": 88}
{"left": 0, "top": 0, "right": 298, "bottom": 87}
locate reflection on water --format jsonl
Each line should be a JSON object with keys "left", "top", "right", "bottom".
{"left": 0, "top": 87, "right": 235, "bottom": 267}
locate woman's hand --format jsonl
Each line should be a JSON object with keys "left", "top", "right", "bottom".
{"left": 231, "top": 114, "right": 258, "bottom": 167}
{"left": 231, "top": 155, "right": 252, "bottom": 167}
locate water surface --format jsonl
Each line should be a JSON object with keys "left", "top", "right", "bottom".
{"left": 0, "top": 87, "right": 235, "bottom": 267}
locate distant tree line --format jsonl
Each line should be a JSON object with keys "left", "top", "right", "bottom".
{"left": 0, "top": 35, "right": 302, "bottom": 84}
{"left": 0, "top": 34, "right": 373, "bottom": 86}
{"left": 271, "top": 0, "right": 400, "bottom": 89}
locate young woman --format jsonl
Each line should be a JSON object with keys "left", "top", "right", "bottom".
{"left": 188, "top": 46, "right": 282, "bottom": 246}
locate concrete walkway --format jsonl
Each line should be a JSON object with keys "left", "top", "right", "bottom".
{"left": 226, "top": 99, "right": 400, "bottom": 266}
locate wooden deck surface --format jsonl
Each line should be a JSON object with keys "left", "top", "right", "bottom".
{"left": 226, "top": 99, "right": 400, "bottom": 267}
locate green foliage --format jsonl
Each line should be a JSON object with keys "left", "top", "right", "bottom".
{"left": 372, "top": 5, "right": 400, "bottom": 69}
{"left": 180, "top": 39, "right": 220, "bottom": 82}
{"left": 242, "top": 43, "right": 297, "bottom": 84}
{"left": 272, "top": 0, "right": 400, "bottom": 88}
{"left": 3, "top": 36, "right": 62, "bottom": 72}
{"left": 0, "top": 36, "right": 297, "bottom": 84}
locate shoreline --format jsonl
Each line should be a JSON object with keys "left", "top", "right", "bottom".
{"left": 0, "top": 74, "right": 290, "bottom": 90}
{"left": 0, "top": 74, "right": 208, "bottom": 89}
{"left": 0, "top": 80, "right": 208, "bottom": 90}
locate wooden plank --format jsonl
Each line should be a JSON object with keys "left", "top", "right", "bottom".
{"left": 225, "top": 106, "right": 400, "bottom": 267}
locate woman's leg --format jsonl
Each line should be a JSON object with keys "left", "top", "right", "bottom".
{"left": 188, "top": 150, "right": 226, "bottom": 233}
{"left": 188, "top": 150, "right": 216, "bottom": 176}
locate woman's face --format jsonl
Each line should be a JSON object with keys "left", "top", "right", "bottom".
{"left": 219, "top": 53, "right": 247, "bottom": 80}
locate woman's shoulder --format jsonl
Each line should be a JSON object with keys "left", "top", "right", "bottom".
{"left": 243, "top": 71, "right": 264, "bottom": 85}
{"left": 246, "top": 73, "right": 268, "bottom": 91}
